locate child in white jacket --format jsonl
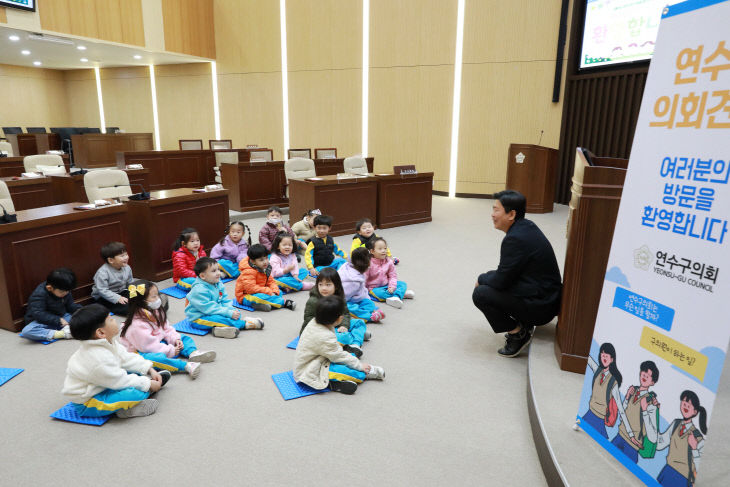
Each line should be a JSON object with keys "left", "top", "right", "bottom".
{"left": 62, "top": 304, "right": 169, "bottom": 418}
{"left": 293, "top": 295, "right": 385, "bottom": 394}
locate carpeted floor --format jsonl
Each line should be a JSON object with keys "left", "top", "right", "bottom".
{"left": 0, "top": 196, "right": 570, "bottom": 486}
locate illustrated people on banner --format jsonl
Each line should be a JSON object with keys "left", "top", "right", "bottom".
{"left": 655, "top": 390, "right": 707, "bottom": 487}
{"left": 611, "top": 361, "right": 661, "bottom": 464}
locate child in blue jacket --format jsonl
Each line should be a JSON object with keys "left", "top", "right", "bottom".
{"left": 185, "top": 257, "right": 264, "bottom": 338}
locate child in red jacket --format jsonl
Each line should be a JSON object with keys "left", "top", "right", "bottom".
{"left": 235, "top": 244, "right": 295, "bottom": 312}
{"left": 172, "top": 227, "right": 207, "bottom": 292}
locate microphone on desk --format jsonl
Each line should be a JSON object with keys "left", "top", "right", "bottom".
{"left": 115, "top": 183, "right": 150, "bottom": 200}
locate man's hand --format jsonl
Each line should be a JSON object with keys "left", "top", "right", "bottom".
{"left": 232, "top": 309, "right": 241, "bottom": 320}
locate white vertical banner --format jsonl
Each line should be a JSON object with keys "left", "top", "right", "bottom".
{"left": 576, "top": 1, "right": 730, "bottom": 486}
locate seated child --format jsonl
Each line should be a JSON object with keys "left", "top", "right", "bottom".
{"left": 294, "top": 295, "right": 384, "bottom": 395}
{"left": 301, "top": 268, "right": 369, "bottom": 358}
{"left": 22, "top": 268, "right": 82, "bottom": 342}
{"left": 270, "top": 232, "right": 313, "bottom": 293}
{"left": 235, "top": 244, "right": 296, "bottom": 311}
{"left": 365, "top": 237, "right": 415, "bottom": 309}
{"left": 350, "top": 218, "right": 398, "bottom": 264}
{"left": 185, "top": 257, "right": 264, "bottom": 338}
{"left": 338, "top": 248, "right": 385, "bottom": 323}
{"left": 291, "top": 209, "right": 320, "bottom": 251}
{"left": 61, "top": 304, "right": 169, "bottom": 418}
{"left": 304, "top": 215, "right": 347, "bottom": 276}
{"left": 120, "top": 280, "right": 216, "bottom": 380}
{"left": 172, "top": 227, "right": 207, "bottom": 292}
{"left": 258, "top": 206, "right": 304, "bottom": 253}
{"left": 210, "top": 221, "right": 251, "bottom": 279}
{"left": 91, "top": 241, "right": 134, "bottom": 315}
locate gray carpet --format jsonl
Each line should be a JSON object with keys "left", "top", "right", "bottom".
{"left": 0, "top": 196, "right": 570, "bottom": 486}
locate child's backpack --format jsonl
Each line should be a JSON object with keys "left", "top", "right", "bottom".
{"left": 638, "top": 391, "right": 658, "bottom": 458}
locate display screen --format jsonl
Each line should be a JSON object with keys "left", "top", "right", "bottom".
{"left": 0, "top": 0, "right": 35, "bottom": 12}
{"left": 579, "top": 0, "right": 682, "bottom": 69}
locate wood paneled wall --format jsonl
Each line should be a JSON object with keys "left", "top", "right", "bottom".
{"left": 0, "top": 7, "right": 6, "bottom": 23}
{"left": 100, "top": 66, "right": 154, "bottom": 134}
{"left": 0, "top": 64, "right": 69, "bottom": 134}
{"left": 162, "top": 0, "right": 216, "bottom": 59}
{"left": 39, "top": 0, "right": 145, "bottom": 46}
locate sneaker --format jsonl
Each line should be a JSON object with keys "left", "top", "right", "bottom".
{"left": 404, "top": 289, "right": 415, "bottom": 299}
{"left": 363, "top": 331, "right": 372, "bottom": 341}
{"left": 343, "top": 344, "right": 363, "bottom": 358}
{"left": 61, "top": 324, "right": 73, "bottom": 339}
{"left": 284, "top": 299, "right": 297, "bottom": 311}
{"left": 188, "top": 350, "right": 216, "bottom": 363}
{"left": 329, "top": 380, "right": 357, "bottom": 395}
{"left": 498, "top": 327, "right": 533, "bottom": 358}
{"left": 244, "top": 317, "right": 265, "bottom": 330}
{"left": 251, "top": 302, "right": 272, "bottom": 312}
{"left": 116, "top": 399, "right": 159, "bottom": 418}
{"left": 385, "top": 296, "right": 404, "bottom": 309}
{"left": 185, "top": 362, "right": 201, "bottom": 380}
{"left": 158, "top": 370, "right": 172, "bottom": 387}
{"left": 366, "top": 365, "right": 385, "bottom": 380}
{"left": 212, "top": 326, "right": 240, "bottom": 339}
{"left": 370, "top": 309, "right": 385, "bottom": 323}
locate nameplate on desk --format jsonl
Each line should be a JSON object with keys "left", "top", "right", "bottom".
{"left": 393, "top": 164, "right": 417, "bottom": 175}
{"left": 323, "top": 155, "right": 336, "bottom": 159}
{"left": 193, "top": 184, "right": 224, "bottom": 193}
{"left": 246, "top": 145, "right": 259, "bottom": 149}
{"left": 307, "top": 177, "right": 324, "bottom": 181}
{"left": 249, "top": 158, "right": 266, "bottom": 163}
{"left": 126, "top": 164, "right": 143, "bottom": 170}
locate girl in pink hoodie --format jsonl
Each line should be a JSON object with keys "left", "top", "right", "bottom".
{"left": 270, "top": 233, "right": 314, "bottom": 293}
{"left": 365, "top": 237, "right": 415, "bottom": 309}
{"left": 120, "top": 280, "right": 216, "bottom": 380}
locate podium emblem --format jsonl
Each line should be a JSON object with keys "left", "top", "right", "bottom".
{"left": 515, "top": 152, "right": 525, "bottom": 164}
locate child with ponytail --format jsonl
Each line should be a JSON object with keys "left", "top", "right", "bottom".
{"left": 656, "top": 390, "right": 707, "bottom": 486}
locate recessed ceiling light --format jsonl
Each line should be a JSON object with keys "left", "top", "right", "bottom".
{"left": 9, "top": 35, "right": 20, "bottom": 42}
{"left": 21, "top": 50, "right": 31, "bottom": 55}
{"left": 33, "top": 61, "right": 42, "bottom": 66}
{"left": 133, "top": 55, "right": 142, "bottom": 59}
{"left": 77, "top": 45, "right": 86, "bottom": 50}
{"left": 80, "top": 58, "right": 88, "bottom": 62}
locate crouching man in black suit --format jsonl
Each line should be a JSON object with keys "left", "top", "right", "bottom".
{"left": 472, "top": 190, "right": 562, "bottom": 357}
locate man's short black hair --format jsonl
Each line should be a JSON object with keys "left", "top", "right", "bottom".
{"left": 316, "top": 295, "right": 345, "bottom": 326}
{"left": 267, "top": 206, "right": 282, "bottom": 215}
{"left": 247, "top": 243, "right": 269, "bottom": 260}
{"left": 355, "top": 218, "right": 373, "bottom": 232}
{"left": 100, "top": 242, "right": 127, "bottom": 262}
{"left": 493, "top": 190, "right": 526, "bottom": 220}
{"left": 46, "top": 268, "right": 77, "bottom": 291}
{"left": 640, "top": 360, "right": 659, "bottom": 383}
{"left": 70, "top": 304, "right": 109, "bottom": 340}
{"left": 313, "top": 215, "right": 332, "bottom": 227}
{"left": 194, "top": 257, "right": 218, "bottom": 276}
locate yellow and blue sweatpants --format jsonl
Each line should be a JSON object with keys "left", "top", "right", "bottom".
{"left": 73, "top": 387, "right": 150, "bottom": 417}
{"left": 347, "top": 298, "right": 380, "bottom": 322}
{"left": 274, "top": 268, "right": 309, "bottom": 292}
{"left": 242, "top": 293, "right": 285, "bottom": 309}
{"left": 336, "top": 318, "right": 367, "bottom": 348}
{"left": 138, "top": 335, "right": 197, "bottom": 373}
{"left": 175, "top": 277, "right": 195, "bottom": 292}
{"left": 218, "top": 259, "right": 240, "bottom": 278}
{"left": 369, "top": 281, "right": 408, "bottom": 301}
{"left": 328, "top": 363, "right": 366, "bottom": 384}
{"left": 309, "top": 257, "right": 347, "bottom": 276}
{"left": 190, "top": 314, "right": 249, "bottom": 330}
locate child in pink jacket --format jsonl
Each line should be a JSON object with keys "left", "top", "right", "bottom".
{"left": 365, "top": 237, "right": 415, "bottom": 309}
{"left": 270, "top": 233, "right": 314, "bottom": 293}
{"left": 120, "top": 280, "right": 216, "bottom": 379}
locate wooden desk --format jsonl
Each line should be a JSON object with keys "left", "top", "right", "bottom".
{"left": 0, "top": 155, "right": 70, "bottom": 178}
{"left": 314, "top": 157, "right": 374, "bottom": 176}
{"left": 50, "top": 169, "right": 150, "bottom": 204}
{"left": 220, "top": 160, "right": 288, "bottom": 212}
{"left": 1, "top": 176, "right": 54, "bottom": 210}
{"left": 0, "top": 203, "right": 129, "bottom": 331}
{"left": 73, "top": 133, "right": 153, "bottom": 168}
{"left": 5, "top": 133, "right": 61, "bottom": 157}
{"left": 125, "top": 188, "right": 230, "bottom": 281}
{"left": 375, "top": 172, "right": 433, "bottom": 228}
{"left": 288, "top": 175, "right": 378, "bottom": 236}
{"left": 117, "top": 150, "right": 216, "bottom": 191}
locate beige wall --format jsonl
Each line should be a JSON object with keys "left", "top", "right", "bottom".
{"left": 0, "top": 64, "right": 69, "bottom": 133}
{"left": 63, "top": 69, "right": 101, "bottom": 128}
{"left": 100, "top": 66, "right": 154, "bottom": 134}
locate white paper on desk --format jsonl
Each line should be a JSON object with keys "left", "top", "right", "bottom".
{"left": 307, "top": 177, "right": 323, "bottom": 181}
{"left": 77, "top": 204, "right": 96, "bottom": 209}
{"left": 21, "top": 172, "right": 43, "bottom": 178}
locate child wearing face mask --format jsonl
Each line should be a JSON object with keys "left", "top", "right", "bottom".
{"left": 120, "top": 280, "right": 216, "bottom": 379}
{"left": 258, "top": 206, "right": 304, "bottom": 253}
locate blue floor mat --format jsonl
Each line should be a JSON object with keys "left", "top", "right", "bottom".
{"left": 50, "top": 403, "right": 111, "bottom": 426}
{"left": 272, "top": 371, "right": 328, "bottom": 400}
{"left": 172, "top": 319, "right": 209, "bottom": 336}
{"left": 233, "top": 301, "right": 254, "bottom": 311}
{"left": 19, "top": 334, "right": 57, "bottom": 345}
{"left": 159, "top": 286, "right": 189, "bottom": 299}
{"left": 0, "top": 368, "right": 23, "bottom": 387}
{"left": 286, "top": 336, "right": 299, "bottom": 350}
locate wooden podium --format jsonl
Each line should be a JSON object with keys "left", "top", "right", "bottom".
{"left": 506, "top": 144, "right": 558, "bottom": 213}
{"left": 555, "top": 149, "right": 628, "bottom": 373}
